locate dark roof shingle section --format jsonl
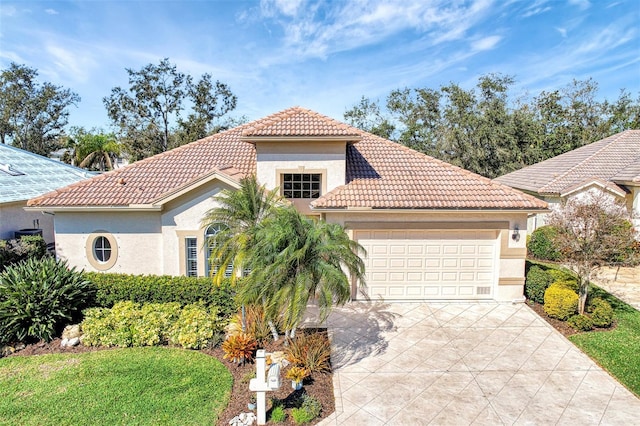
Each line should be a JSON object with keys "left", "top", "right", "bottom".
{"left": 0, "top": 144, "right": 93, "bottom": 204}
{"left": 29, "top": 107, "right": 546, "bottom": 210}
{"left": 242, "top": 106, "right": 361, "bottom": 138}
{"left": 495, "top": 130, "right": 640, "bottom": 195}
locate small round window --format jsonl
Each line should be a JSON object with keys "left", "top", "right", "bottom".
{"left": 86, "top": 232, "right": 118, "bottom": 271}
{"left": 93, "top": 236, "right": 112, "bottom": 263}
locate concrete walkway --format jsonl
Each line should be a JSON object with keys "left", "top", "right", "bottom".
{"left": 316, "top": 302, "right": 640, "bottom": 425}
{"left": 594, "top": 266, "right": 640, "bottom": 311}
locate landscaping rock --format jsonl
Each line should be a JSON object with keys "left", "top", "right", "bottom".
{"left": 269, "top": 351, "right": 289, "bottom": 368}
{"left": 62, "top": 324, "right": 82, "bottom": 340}
{"left": 229, "top": 412, "right": 256, "bottom": 426}
{"left": 15, "top": 343, "right": 25, "bottom": 351}
{"left": 1, "top": 346, "right": 15, "bottom": 357}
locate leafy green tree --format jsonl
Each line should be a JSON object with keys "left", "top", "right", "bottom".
{"left": 343, "top": 96, "right": 395, "bottom": 139}
{"left": 345, "top": 74, "right": 639, "bottom": 178}
{"left": 0, "top": 63, "right": 80, "bottom": 156}
{"left": 65, "top": 128, "right": 120, "bottom": 171}
{"left": 240, "top": 205, "right": 366, "bottom": 337}
{"left": 104, "top": 58, "right": 236, "bottom": 161}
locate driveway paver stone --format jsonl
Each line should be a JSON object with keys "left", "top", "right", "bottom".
{"left": 312, "top": 302, "right": 640, "bottom": 425}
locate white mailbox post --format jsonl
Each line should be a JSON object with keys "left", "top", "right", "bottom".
{"left": 249, "top": 349, "right": 281, "bottom": 425}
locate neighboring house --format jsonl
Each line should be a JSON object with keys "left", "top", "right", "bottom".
{"left": 27, "top": 107, "right": 547, "bottom": 302}
{"left": 0, "top": 144, "right": 94, "bottom": 245}
{"left": 495, "top": 130, "right": 640, "bottom": 232}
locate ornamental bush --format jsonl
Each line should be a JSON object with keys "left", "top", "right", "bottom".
{"left": 588, "top": 298, "right": 614, "bottom": 328}
{"left": 543, "top": 283, "right": 578, "bottom": 320}
{"left": 528, "top": 226, "right": 561, "bottom": 261}
{"left": 525, "top": 266, "right": 554, "bottom": 304}
{"left": 81, "top": 301, "right": 223, "bottom": 349}
{"left": 568, "top": 314, "right": 593, "bottom": 331}
{"left": 84, "top": 272, "right": 236, "bottom": 319}
{"left": 291, "top": 394, "right": 322, "bottom": 424}
{"left": 0, "top": 257, "right": 94, "bottom": 343}
{"left": 0, "top": 235, "right": 48, "bottom": 272}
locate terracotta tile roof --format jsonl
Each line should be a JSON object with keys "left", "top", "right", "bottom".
{"left": 242, "top": 106, "right": 361, "bottom": 138}
{"left": 495, "top": 130, "right": 640, "bottom": 195}
{"left": 27, "top": 128, "right": 255, "bottom": 207}
{"left": 28, "top": 107, "right": 546, "bottom": 210}
{"left": 311, "top": 135, "right": 547, "bottom": 209}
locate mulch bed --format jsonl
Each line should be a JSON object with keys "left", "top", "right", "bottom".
{"left": 5, "top": 331, "right": 334, "bottom": 426}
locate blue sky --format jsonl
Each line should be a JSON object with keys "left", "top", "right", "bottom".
{"left": 1, "top": 0, "right": 639, "bottom": 130}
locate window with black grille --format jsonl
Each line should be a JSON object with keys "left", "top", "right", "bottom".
{"left": 282, "top": 173, "right": 321, "bottom": 198}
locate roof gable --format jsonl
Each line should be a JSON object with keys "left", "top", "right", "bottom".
{"left": 28, "top": 107, "right": 546, "bottom": 211}
{"left": 495, "top": 130, "right": 640, "bottom": 195}
{"left": 241, "top": 106, "right": 361, "bottom": 139}
{"left": 0, "top": 144, "right": 93, "bottom": 204}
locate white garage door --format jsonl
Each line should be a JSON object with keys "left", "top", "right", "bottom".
{"left": 354, "top": 229, "right": 497, "bottom": 300}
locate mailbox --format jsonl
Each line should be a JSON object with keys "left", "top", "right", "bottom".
{"left": 267, "top": 363, "right": 281, "bottom": 389}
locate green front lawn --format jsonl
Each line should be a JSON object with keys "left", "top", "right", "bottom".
{"left": 569, "top": 286, "right": 640, "bottom": 397}
{"left": 0, "top": 347, "right": 232, "bottom": 425}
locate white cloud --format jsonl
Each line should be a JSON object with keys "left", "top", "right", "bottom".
{"left": 45, "top": 8, "right": 58, "bottom": 15}
{"left": 0, "top": 5, "right": 17, "bottom": 17}
{"left": 556, "top": 27, "right": 567, "bottom": 37}
{"left": 568, "top": 0, "right": 591, "bottom": 10}
{"left": 520, "top": 0, "right": 552, "bottom": 18}
{"left": 471, "top": 35, "right": 502, "bottom": 51}
{"left": 45, "top": 43, "right": 98, "bottom": 83}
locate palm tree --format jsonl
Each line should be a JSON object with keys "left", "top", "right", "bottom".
{"left": 201, "top": 175, "right": 283, "bottom": 332}
{"left": 239, "top": 205, "right": 366, "bottom": 337}
{"left": 67, "top": 130, "right": 120, "bottom": 171}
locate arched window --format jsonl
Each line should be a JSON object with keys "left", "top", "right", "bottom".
{"left": 205, "top": 224, "right": 233, "bottom": 278}
{"left": 94, "top": 236, "right": 111, "bottom": 262}
{"left": 86, "top": 232, "right": 118, "bottom": 271}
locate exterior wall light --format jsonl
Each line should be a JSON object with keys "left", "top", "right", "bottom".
{"left": 512, "top": 225, "right": 520, "bottom": 242}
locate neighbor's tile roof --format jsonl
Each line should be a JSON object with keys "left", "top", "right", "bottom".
{"left": 0, "top": 144, "right": 93, "bottom": 204}
{"left": 495, "top": 130, "right": 640, "bottom": 195}
{"left": 28, "top": 106, "right": 546, "bottom": 210}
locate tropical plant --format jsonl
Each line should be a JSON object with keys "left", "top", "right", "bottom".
{"left": 285, "top": 366, "right": 310, "bottom": 383}
{"left": 285, "top": 331, "right": 332, "bottom": 374}
{"left": 239, "top": 205, "right": 366, "bottom": 336}
{"left": 0, "top": 257, "right": 94, "bottom": 343}
{"left": 221, "top": 332, "right": 257, "bottom": 364}
{"left": 66, "top": 129, "right": 120, "bottom": 171}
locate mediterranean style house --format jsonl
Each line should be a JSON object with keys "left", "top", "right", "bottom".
{"left": 27, "top": 107, "right": 547, "bottom": 302}
{"left": 496, "top": 130, "right": 640, "bottom": 232}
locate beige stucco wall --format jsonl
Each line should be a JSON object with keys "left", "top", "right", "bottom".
{"left": 255, "top": 141, "right": 346, "bottom": 194}
{"left": 161, "top": 181, "right": 232, "bottom": 276}
{"left": 54, "top": 211, "right": 162, "bottom": 274}
{"left": 0, "top": 201, "right": 55, "bottom": 244}
{"left": 323, "top": 210, "right": 529, "bottom": 301}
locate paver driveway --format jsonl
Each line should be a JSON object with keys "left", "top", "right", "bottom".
{"left": 315, "top": 302, "right": 640, "bottom": 425}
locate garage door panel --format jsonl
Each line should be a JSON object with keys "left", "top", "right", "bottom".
{"left": 356, "top": 229, "right": 496, "bottom": 301}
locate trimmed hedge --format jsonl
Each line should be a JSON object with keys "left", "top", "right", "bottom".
{"left": 525, "top": 266, "right": 554, "bottom": 304}
{"left": 84, "top": 272, "right": 237, "bottom": 319}
{"left": 588, "top": 297, "right": 614, "bottom": 328}
{"left": 544, "top": 282, "right": 578, "bottom": 320}
{"left": 81, "top": 301, "right": 225, "bottom": 349}
{"left": 528, "top": 225, "right": 561, "bottom": 261}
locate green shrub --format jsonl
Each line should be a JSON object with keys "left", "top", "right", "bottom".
{"left": 544, "top": 283, "right": 578, "bottom": 320}
{"left": 0, "top": 236, "right": 48, "bottom": 271}
{"left": 588, "top": 298, "right": 614, "bottom": 328}
{"left": 528, "top": 226, "right": 561, "bottom": 261}
{"left": 553, "top": 278, "right": 579, "bottom": 293}
{"left": 568, "top": 314, "right": 593, "bottom": 331}
{"left": 525, "top": 266, "right": 554, "bottom": 303}
{"left": 84, "top": 272, "right": 236, "bottom": 318}
{"left": 168, "top": 304, "right": 221, "bottom": 349}
{"left": 0, "top": 257, "right": 94, "bottom": 343}
{"left": 548, "top": 268, "right": 574, "bottom": 282}
{"left": 81, "top": 301, "right": 223, "bottom": 349}
{"left": 291, "top": 394, "right": 322, "bottom": 424}
{"left": 269, "top": 405, "right": 286, "bottom": 423}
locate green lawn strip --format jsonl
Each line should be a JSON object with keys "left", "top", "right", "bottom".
{"left": 0, "top": 347, "right": 232, "bottom": 425}
{"left": 568, "top": 285, "right": 640, "bottom": 397}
